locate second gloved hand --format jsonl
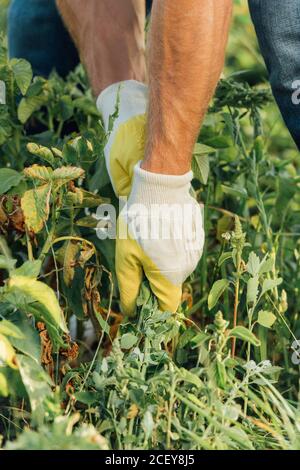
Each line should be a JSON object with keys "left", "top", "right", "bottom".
{"left": 117, "top": 162, "right": 205, "bottom": 315}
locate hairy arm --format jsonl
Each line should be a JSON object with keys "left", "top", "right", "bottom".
{"left": 142, "top": 0, "right": 232, "bottom": 175}
{"left": 56, "top": 0, "right": 146, "bottom": 95}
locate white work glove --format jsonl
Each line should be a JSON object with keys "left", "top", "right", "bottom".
{"left": 117, "top": 162, "right": 205, "bottom": 315}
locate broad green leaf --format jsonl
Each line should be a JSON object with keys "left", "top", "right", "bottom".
{"left": 208, "top": 279, "right": 230, "bottom": 310}
{"left": 214, "top": 359, "right": 227, "bottom": 389}
{"left": 8, "top": 275, "right": 68, "bottom": 333}
{"left": 247, "top": 276, "right": 259, "bottom": 305}
{"left": 17, "top": 355, "right": 53, "bottom": 423}
{"left": 221, "top": 184, "right": 248, "bottom": 199}
{"left": 218, "top": 252, "right": 232, "bottom": 267}
{"left": 0, "top": 333, "right": 18, "bottom": 369}
{"left": 0, "top": 319, "right": 24, "bottom": 339}
{"left": 246, "top": 252, "right": 261, "bottom": 277}
{"left": 192, "top": 153, "right": 210, "bottom": 185}
{"left": 21, "top": 183, "right": 51, "bottom": 233}
{"left": 178, "top": 368, "right": 202, "bottom": 388}
{"left": 257, "top": 310, "right": 277, "bottom": 329}
{"left": 9, "top": 314, "right": 41, "bottom": 363}
{"left": 13, "top": 260, "right": 42, "bottom": 278}
{"left": 26, "top": 143, "right": 55, "bottom": 167}
{"left": 120, "top": 333, "right": 138, "bottom": 350}
{"left": 0, "top": 371, "right": 8, "bottom": 397}
{"left": 18, "top": 94, "right": 47, "bottom": 123}
{"left": 10, "top": 58, "right": 32, "bottom": 95}
{"left": 261, "top": 278, "right": 282, "bottom": 296}
{"left": 229, "top": 326, "right": 260, "bottom": 347}
{"left": 259, "top": 257, "right": 274, "bottom": 275}
{"left": 0, "top": 168, "right": 23, "bottom": 194}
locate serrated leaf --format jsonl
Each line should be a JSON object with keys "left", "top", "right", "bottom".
{"left": 11, "top": 58, "right": 32, "bottom": 95}
{"left": 0, "top": 168, "right": 23, "bottom": 194}
{"left": 261, "top": 278, "right": 282, "bottom": 296}
{"left": 229, "top": 326, "right": 260, "bottom": 347}
{"left": 247, "top": 276, "right": 259, "bottom": 305}
{"left": 52, "top": 166, "right": 84, "bottom": 182}
{"left": 246, "top": 252, "right": 261, "bottom": 276}
{"left": 8, "top": 275, "right": 68, "bottom": 333}
{"left": 259, "top": 257, "right": 274, "bottom": 275}
{"left": 208, "top": 279, "right": 230, "bottom": 310}
{"left": 21, "top": 183, "right": 51, "bottom": 233}
{"left": 23, "top": 164, "right": 53, "bottom": 182}
{"left": 257, "top": 310, "right": 277, "bottom": 328}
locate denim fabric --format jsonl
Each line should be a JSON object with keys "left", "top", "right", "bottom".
{"left": 249, "top": 0, "right": 300, "bottom": 149}
{"left": 8, "top": 0, "right": 79, "bottom": 77}
{"left": 8, "top": 0, "right": 153, "bottom": 78}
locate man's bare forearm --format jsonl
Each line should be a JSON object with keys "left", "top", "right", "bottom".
{"left": 142, "top": 0, "right": 232, "bottom": 175}
{"left": 56, "top": 0, "right": 146, "bottom": 95}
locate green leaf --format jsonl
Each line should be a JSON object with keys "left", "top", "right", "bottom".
{"left": 18, "top": 95, "right": 46, "bottom": 123}
{"left": 261, "top": 278, "right": 282, "bottom": 296}
{"left": 0, "top": 319, "right": 24, "bottom": 339}
{"left": 74, "top": 391, "right": 99, "bottom": 406}
{"left": 229, "top": 326, "right": 260, "bottom": 347}
{"left": 259, "top": 257, "right": 274, "bottom": 275}
{"left": 0, "top": 168, "right": 23, "bottom": 194}
{"left": 0, "top": 254, "right": 17, "bottom": 272}
{"left": 10, "top": 58, "right": 32, "bottom": 95}
{"left": 208, "top": 279, "right": 230, "bottom": 310}
{"left": 218, "top": 252, "right": 232, "bottom": 267}
{"left": 142, "top": 409, "right": 154, "bottom": 440}
{"left": 26, "top": 143, "right": 55, "bottom": 167}
{"left": 192, "top": 153, "right": 210, "bottom": 185}
{"left": 120, "top": 333, "right": 138, "bottom": 350}
{"left": 17, "top": 355, "right": 53, "bottom": 423}
{"left": 246, "top": 252, "right": 261, "bottom": 277}
{"left": 221, "top": 184, "right": 248, "bottom": 199}
{"left": 8, "top": 314, "right": 41, "bottom": 363}
{"left": 214, "top": 359, "right": 227, "bottom": 389}
{"left": 13, "top": 260, "right": 42, "bottom": 278}
{"left": 97, "top": 315, "right": 110, "bottom": 335}
{"left": 257, "top": 310, "right": 277, "bottom": 329}
{"left": 247, "top": 276, "right": 259, "bottom": 305}
{"left": 8, "top": 275, "right": 68, "bottom": 333}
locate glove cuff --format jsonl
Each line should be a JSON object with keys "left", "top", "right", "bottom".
{"left": 130, "top": 162, "right": 193, "bottom": 205}
{"left": 96, "top": 80, "right": 148, "bottom": 130}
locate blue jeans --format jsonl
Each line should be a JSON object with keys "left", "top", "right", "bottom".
{"left": 8, "top": 0, "right": 153, "bottom": 78}
{"left": 249, "top": 0, "right": 300, "bottom": 149}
